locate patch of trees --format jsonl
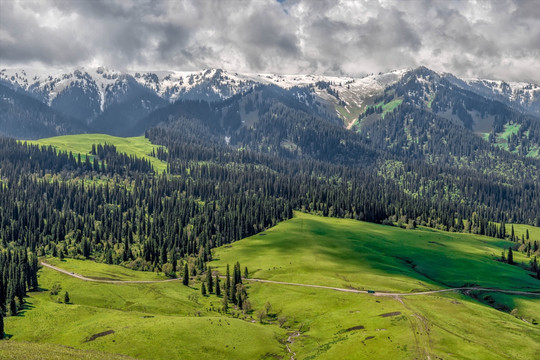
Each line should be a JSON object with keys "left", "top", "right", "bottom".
{"left": 0, "top": 248, "right": 39, "bottom": 318}
{"left": 0, "top": 137, "right": 152, "bottom": 179}
{"left": 315, "top": 81, "right": 340, "bottom": 99}
{"left": 90, "top": 143, "right": 154, "bottom": 174}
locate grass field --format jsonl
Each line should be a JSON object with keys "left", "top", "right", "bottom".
{"left": 42, "top": 258, "right": 167, "bottom": 281}
{"left": 0, "top": 341, "right": 138, "bottom": 360}
{"left": 25, "top": 134, "right": 167, "bottom": 173}
{"left": 4, "top": 213, "right": 540, "bottom": 359}
{"left": 4, "top": 260, "right": 286, "bottom": 359}
{"left": 381, "top": 98, "right": 403, "bottom": 118}
{"left": 212, "top": 213, "right": 539, "bottom": 292}
{"left": 505, "top": 223, "right": 540, "bottom": 243}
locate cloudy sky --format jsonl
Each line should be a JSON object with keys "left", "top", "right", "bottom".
{"left": 1, "top": 0, "right": 539, "bottom": 82}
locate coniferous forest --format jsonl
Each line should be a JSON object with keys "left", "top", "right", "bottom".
{"left": 3, "top": 1, "right": 540, "bottom": 357}
{"left": 2, "top": 90, "right": 540, "bottom": 321}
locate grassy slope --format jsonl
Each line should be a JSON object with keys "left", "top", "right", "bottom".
{"left": 505, "top": 223, "right": 540, "bottom": 243}
{"left": 5, "top": 263, "right": 285, "bottom": 360}
{"left": 212, "top": 212, "right": 540, "bottom": 359}
{"left": 0, "top": 341, "right": 137, "bottom": 360}
{"left": 381, "top": 98, "right": 403, "bottom": 118}
{"left": 43, "top": 257, "right": 167, "bottom": 281}
{"left": 5, "top": 213, "right": 540, "bottom": 359}
{"left": 26, "top": 134, "right": 167, "bottom": 173}
{"left": 213, "top": 212, "right": 539, "bottom": 292}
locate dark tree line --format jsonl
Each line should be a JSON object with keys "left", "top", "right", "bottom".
{"left": 0, "top": 248, "right": 39, "bottom": 318}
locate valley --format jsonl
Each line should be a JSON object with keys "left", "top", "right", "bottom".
{"left": 2, "top": 213, "right": 540, "bottom": 359}
{"left": 3, "top": 2, "right": 540, "bottom": 359}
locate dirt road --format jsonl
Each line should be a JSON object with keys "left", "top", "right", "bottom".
{"left": 41, "top": 261, "right": 540, "bottom": 296}
{"left": 40, "top": 261, "right": 181, "bottom": 284}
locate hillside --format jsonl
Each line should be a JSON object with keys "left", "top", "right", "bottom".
{"left": 3, "top": 213, "right": 539, "bottom": 359}
{"left": 27, "top": 134, "right": 168, "bottom": 173}
{"left": 0, "top": 83, "right": 88, "bottom": 139}
{"left": 2, "top": 66, "right": 539, "bottom": 150}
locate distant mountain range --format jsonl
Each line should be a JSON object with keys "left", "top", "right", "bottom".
{"left": 1, "top": 66, "right": 539, "bottom": 160}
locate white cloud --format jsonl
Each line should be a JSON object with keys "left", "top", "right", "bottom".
{"left": 0, "top": 0, "right": 539, "bottom": 83}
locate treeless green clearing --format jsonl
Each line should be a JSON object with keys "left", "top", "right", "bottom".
{"left": 212, "top": 212, "right": 540, "bottom": 292}
{"left": 25, "top": 134, "right": 167, "bottom": 173}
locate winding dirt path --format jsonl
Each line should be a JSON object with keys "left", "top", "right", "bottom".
{"left": 41, "top": 261, "right": 540, "bottom": 296}
{"left": 40, "top": 261, "right": 181, "bottom": 284}
{"left": 248, "top": 278, "right": 540, "bottom": 297}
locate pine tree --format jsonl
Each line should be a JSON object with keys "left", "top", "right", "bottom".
{"left": 225, "top": 264, "right": 231, "bottom": 295}
{"left": 0, "top": 312, "right": 4, "bottom": 340}
{"left": 234, "top": 262, "right": 242, "bottom": 284}
{"left": 171, "top": 251, "right": 177, "bottom": 273}
{"left": 507, "top": 247, "right": 514, "bottom": 265}
{"left": 64, "top": 291, "right": 70, "bottom": 304}
{"left": 215, "top": 274, "right": 221, "bottom": 296}
{"left": 106, "top": 249, "right": 113, "bottom": 264}
{"left": 182, "top": 263, "right": 189, "bottom": 286}
{"left": 0, "top": 278, "right": 5, "bottom": 314}
{"left": 9, "top": 299, "right": 17, "bottom": 316}
{"left": 206, "top": 266, "right": 213, "bottom": 293}
{"left": 230, "top": 282, "right": 237, "bottom": 305}
{"left": 201, "top": 283, "right": 207, "bottom": 296}
{"left": 244, "top": 266, "right": 249, "bottom": 279}
{"left": 122, "top": 238, "right": 130, "bottom": 262}
{"left": 511, "top": 225, "right": 515, "bottom": 241}
{"left": 526, "top": 229, "right": 530, "bottom": 240}
{"left": 222, "top": 293, "right": 229, "bottom": 313}
{"left": 236, "top": 284, "right": 243, "bottom": 309}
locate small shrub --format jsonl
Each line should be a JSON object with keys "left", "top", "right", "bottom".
{"left": 50, "top": 283, "right": 62, "bottom": 295}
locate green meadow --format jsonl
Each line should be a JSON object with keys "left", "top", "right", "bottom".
{"left": 25, "top": 134, "right": 167, "bottom": 173}
{"left": 505, "top": 223, "right": 540, "bottom": 243}
{"left": 3, "top": 213, "right": 540, "bottom": 359}
{"left": 213, "top": 213, "right": 539, "bottom": 292}
{"left": 43, "top": 257, "right": 167, "bottom": 281}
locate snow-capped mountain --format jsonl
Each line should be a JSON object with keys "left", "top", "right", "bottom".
{"left": 131, "top": 68, "right": 259, "bottom": 102}
{"left": 0, "top": 66, "right": 407, "bottom": 125}
{"left": 0, "top": 67, "right": 164, "bottom": 124}
{"left": 2, "top": 65, "right": 539, "bottom": 144}
{"left": 443, "top": 74, "right": 540, "bottom": 117}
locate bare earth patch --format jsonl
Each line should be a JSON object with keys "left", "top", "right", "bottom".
{"left": 85, "top": 330, "right": 115, "bottom": 342}
{"left": 379, "top": 311, "right": 402, "bottom": 317}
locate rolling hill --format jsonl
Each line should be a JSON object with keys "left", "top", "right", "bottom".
{"left": 3, "top": 213, "right": 540, "bottom": 359}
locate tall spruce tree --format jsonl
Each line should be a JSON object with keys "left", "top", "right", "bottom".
{"left": 234, "top": 262, "right": 242, "bottom": 284}
{"left": 182, "top": 263, "right": 190, "bottom": 286}
{"left": 507, "top": 247, "right": 514, "bottom": 265}
{"left": 222, "top": 293, "right": 229, "bottom": 313}
{"left": 206, "top": 266, "right": 213, "bottom": 293}
{"left": 225, "top": 264, "right": 231, "bottom": 295}
{"left": 0, "top": 312, "right": 4, "bottom": 340}
{"left": 9, "top": 299, "right": 17, "bottom": 316}
{"left": 511, "top": 225, "right": 515, "bottom": 241}
{"left": 215, "top": 274, "right": 221, "bottom": 296}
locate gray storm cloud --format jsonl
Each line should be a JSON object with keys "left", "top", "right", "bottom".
{"left": 0, "top": 0, "right": 539, "bottom": 83}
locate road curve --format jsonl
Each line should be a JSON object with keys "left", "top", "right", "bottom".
{"left": 40, "top": 261, "right": 540, "bottom": 296}
{"left": 40, "top": 261, "right": 181, "bottom": 284}
{"left": 247, "top": 278, "right": 540, "bottom": 297}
